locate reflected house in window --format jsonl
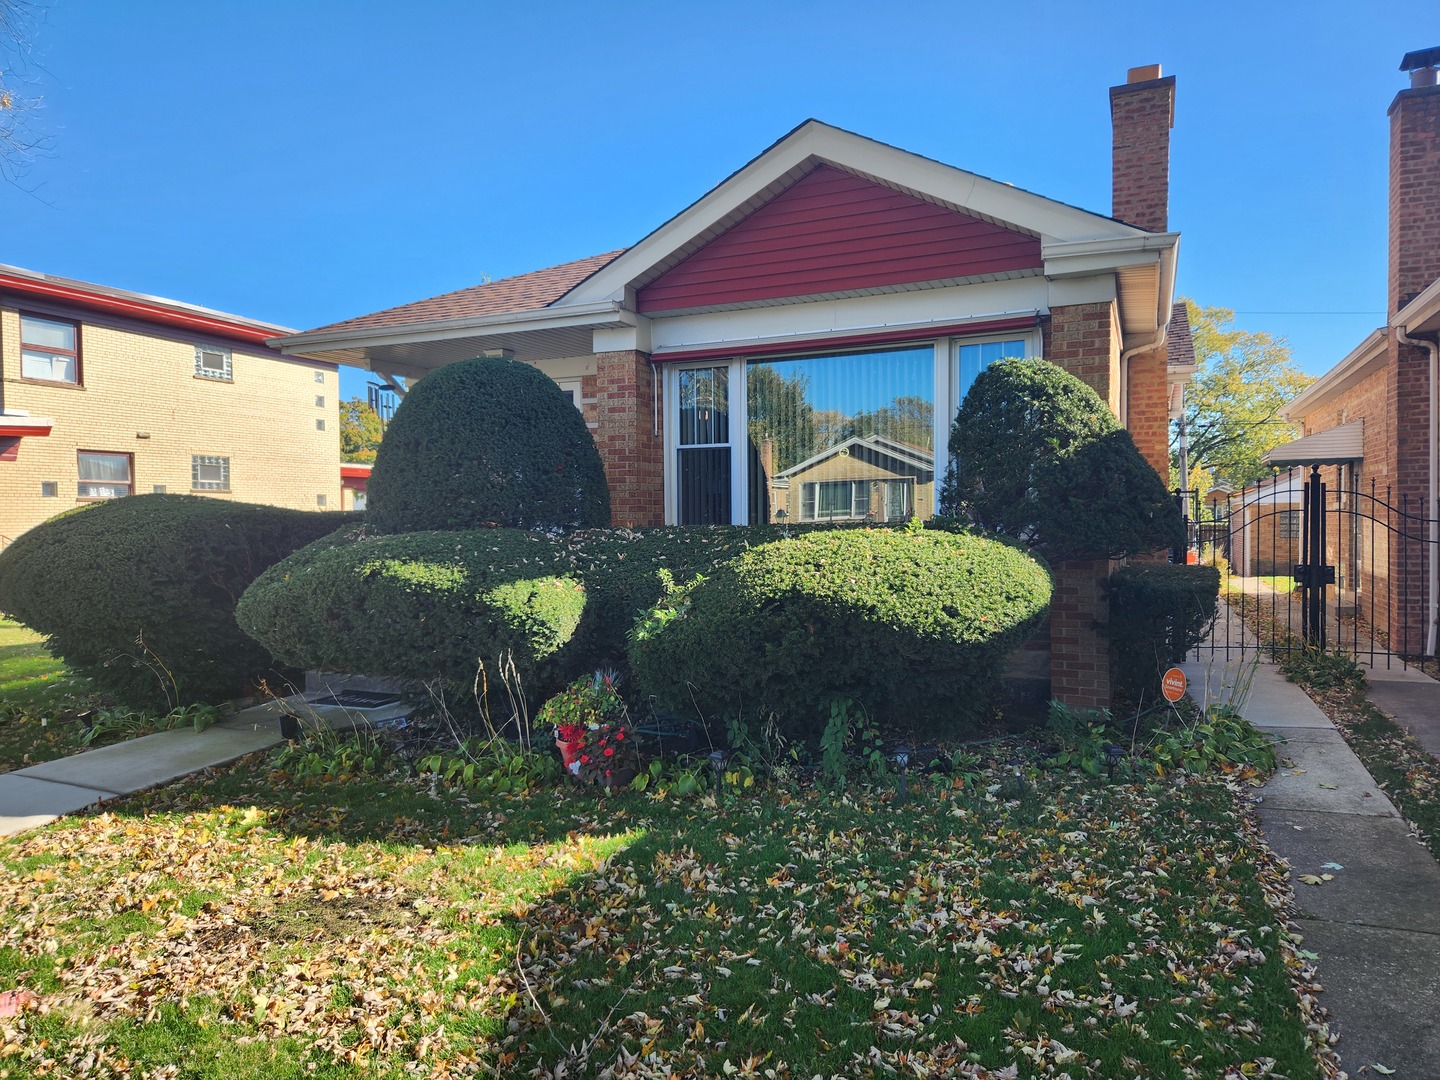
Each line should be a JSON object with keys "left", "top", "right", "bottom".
{"left": 769, "top": 435, "right": 934, "bottom": 524}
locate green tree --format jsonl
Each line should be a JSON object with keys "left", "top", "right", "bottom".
{"left": 340, "top": 398, "right": 383, "bottom": 463}
{"left": 1178, "top": 300, "right": 1316, "bottom": 488}
{"left": 842, "top": 395, "right": 935, "bottom": 449}
{"left": 747, "top": 365, "right": 816, "bottom": 474}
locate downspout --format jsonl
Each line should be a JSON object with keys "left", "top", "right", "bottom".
{"left": 1394, "top": 324, "right": 1439, "bottom": 655}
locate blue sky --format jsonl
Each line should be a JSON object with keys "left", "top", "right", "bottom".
{"left": 0, "top": 1, "right": 1427, "bottom": 402}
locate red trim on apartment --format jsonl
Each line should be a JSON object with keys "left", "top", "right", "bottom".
{"left": 651, "top": 315, "right": 1040, "bottom": 364}
{"left": 0, "top": 271, "right": 283, "bottom": 347}
{"left": 0, "top": 424, "right": 52, "bottom": 438}
{"left": 340, "top": 464, "right": 373, "bottom": 480}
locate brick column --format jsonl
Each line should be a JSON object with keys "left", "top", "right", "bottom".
{"left": 1385, "top": 80, "right": 1440, "bottom": 651}
{"left": 1045, "top": 301, "right": 1123, "bottom": 421}
{"left": 1125, "top": 345, "right": 1171, "bottom": 480}
{"left": 594, "top": 350, "right": 664, "bottom": 527}
{"left": 1049, "top": 559, "right": 1114, "bottom": 710}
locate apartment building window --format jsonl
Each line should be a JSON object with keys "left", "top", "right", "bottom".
{"left": 316, "top": 418, "right": 326, "bottom": 431}
{"left": 21, "top": 314, "right": 81, "bottom": 385}
{"left": 194, "top": 345, "right": 233, "bottom": 381}
{"left": 315, "top": 395, "right": 325, "bottom": 408}
{"left": 317, "top": 493, "right": 328, "bottom": 507}
{"left": 77, "top": 452, "right": 133, "bottom": 499}
{"left": 314, "top": 371, "right": 325, "bottom": 384}
{"left": 40, "top": 481, "right": 58, "bottom": 497}
{"left": 191, "top": 455, "right": 230, "bottom": 491}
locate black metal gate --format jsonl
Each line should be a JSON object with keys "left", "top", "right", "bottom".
{"left": 1179, "top": 466, "right": 1439, "bottom": 669}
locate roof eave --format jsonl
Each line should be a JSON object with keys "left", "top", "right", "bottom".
{"left": 1279, "top": 329, "right": 1388, "bottom": 420}
{"left": 272, "top": 300, "right": 632, "bottom": 361}
{"left": 1394, "top": 277, "right": 1440, "bottom": 337}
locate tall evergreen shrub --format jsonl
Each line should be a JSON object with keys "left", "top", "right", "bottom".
{"left": 938, "top": 358, "right": 1183, "bottom": 561}
{"left": 367, "top": 357, "right": 611, "bottom": 534}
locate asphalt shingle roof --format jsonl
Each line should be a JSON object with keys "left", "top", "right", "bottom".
{"left": 305, "top": 250, "right": 626, "bottom": 335}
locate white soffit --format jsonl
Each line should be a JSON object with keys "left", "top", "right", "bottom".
{"left": 1262, "top": 420, "right": 1365, "bottom": 467}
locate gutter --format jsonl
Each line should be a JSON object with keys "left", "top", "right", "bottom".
{"left": 1393, "top": 321, "right": 1439, "bottom": 655}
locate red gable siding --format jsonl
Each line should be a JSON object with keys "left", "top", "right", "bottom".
{"left": 636, "top": 165, "right": 1041, "bottom": 314}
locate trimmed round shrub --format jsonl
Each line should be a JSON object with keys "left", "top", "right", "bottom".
{"left": 938, "top": 358, "right": 1183, "bottom": 561}
{"left": 367, "top": 357, "right": 610, "bottom": 534}
{"left": 236, "top": 527, "right": 588, "bottom": 695}
{"left": 0, "top": 495, "right": 357, "bottom": 709}
{"left": 627, "top": 527, "right": 1052, "bottom": 735}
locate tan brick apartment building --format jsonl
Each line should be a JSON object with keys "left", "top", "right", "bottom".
{"left": 0, "top": 265, "right": 342, "bottom": 545}
{"left": 274, "top": 66, "right": 1193, "bottom": 708}
{"left": 1267, "top": 49, "right": 1440, "bottom": 656}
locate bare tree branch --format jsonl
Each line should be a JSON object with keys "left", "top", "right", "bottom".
{"left": 0, "top": 0, "right": 52, "bottom": 184}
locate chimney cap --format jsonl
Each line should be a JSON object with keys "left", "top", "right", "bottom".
{"left": 1399, "top": 46, "right": 1440, "bottom": 72}
{"left": 1127, "top": 63, "right": 1163, "bottom": 84}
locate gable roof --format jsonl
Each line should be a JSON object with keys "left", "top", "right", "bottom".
{"left": 774, "top": 434, "right": 935, "bottom": 480}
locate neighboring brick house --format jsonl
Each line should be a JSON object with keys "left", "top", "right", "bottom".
{"left": 0, "top": 264, "right": 343, "bottom": 544}
{"left": 1268, "top": 49, "right": 1440, "bottom": 656}
{"left": 276, "top": 65, "right": 1190, "bottom": 708}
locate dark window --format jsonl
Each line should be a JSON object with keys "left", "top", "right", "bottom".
{"left": 22, "top": 314, "right": 81, "bottom": 384}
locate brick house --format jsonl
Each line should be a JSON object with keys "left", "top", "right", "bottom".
{"left": 0, "top": 264, "right": 343, "bottom": 544}
{"left": 276, "top": 65, "right": 1191, "bottom": 707}
{"left": 1267, "top": 49, "right": 1440, "bottom": 655}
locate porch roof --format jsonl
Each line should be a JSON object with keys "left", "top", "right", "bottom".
{"left": 1262, "top": 419, "right": 1365, "bottom": 468}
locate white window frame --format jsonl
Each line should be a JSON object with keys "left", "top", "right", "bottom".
{"left": 555, "top": 377, "right": 585, "bottom": 412}
{"left": 663, "top": 360, "right": 746, "bottom": 525}
{"left": 194, "top": 345, "right": 233, "bottom": 382}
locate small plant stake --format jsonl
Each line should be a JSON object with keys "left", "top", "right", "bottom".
{"left": 893, "top": 745, "right": 911, "bottom": 806}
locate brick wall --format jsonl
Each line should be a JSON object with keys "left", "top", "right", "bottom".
{"left": 594, "top": 350, "right": 664, "bottom": 527}
{"left": 1110, "top": 71, "right": 1175, "bottom": 233}
{"left": 0, "top": 304, "right": 340, "bottom": 543}
{"left": 1126, "top": 346, "right": 1170, "bottom": 479}
{"left": 1044, "top": 301, "right": 1122, "bottom": 414}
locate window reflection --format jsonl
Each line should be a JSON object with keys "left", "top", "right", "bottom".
{"left": 748, "top": 347, "right": 935, "bottom": 524}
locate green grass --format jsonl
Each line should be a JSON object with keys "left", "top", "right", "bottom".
{"left": 0, "top": 617, "right": 95, "bottom": 772}
{"left": 1257, "top": 575, "right": 1296, "bottom": 594}
{"left": 0, "top": 747, "right": 1326, "bottom": 1079}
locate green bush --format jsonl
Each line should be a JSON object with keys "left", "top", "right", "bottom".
{"left": 627, "top": 526, "right": 1052, "bottom": 736}
{"left": 938, "top": 358, "right": 1183, "bottom": 561}
{"left": 366, "top": 357, "right": 610, "bottom": 534}
{"left": 0, "top": 496, "right": 356, "bottom": 709}
{"left": 235, "top": 527, "right": 588, "bottom": 695}
{"left": 1106, "top": 563, "right": 1220, "bottom": 704}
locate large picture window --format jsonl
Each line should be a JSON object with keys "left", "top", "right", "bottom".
{"left": 22, "top": 314, "right": 81, "bottom": 384}
{"left": 665, "top": 331, "right": 1035, "bottom": 526}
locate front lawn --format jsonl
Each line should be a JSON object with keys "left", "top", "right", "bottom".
{"left": 0, "top": 749, "right": 1329, "bottom": 1078}
{"left": 0, "top": 618, "right": 94, "bottom": 773}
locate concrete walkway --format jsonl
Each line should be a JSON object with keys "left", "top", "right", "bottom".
{"left": 1183, "top": 652, "right": 1440, "bottom": 1079}
{"left": 0, "top": 713, "right": 284, "bottom": 838}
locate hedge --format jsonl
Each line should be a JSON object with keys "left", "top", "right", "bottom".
{"left": 0, "top": 496, "right": 356, "bottom": 708}
{"left": 235, "top": 527, "right": 588, "bottom": 697}
{"left": 626, "top": 526, "right": 1052, "bottom": 736}
{"left": 1106, "top": 563, "right": 1221, "bottom": 705}
{"left": 366, "top": 357, "right": 611, "bottom": 534}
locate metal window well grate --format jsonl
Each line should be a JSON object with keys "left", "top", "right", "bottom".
{"left": 306, "top": 691, "right": 401, "bottom": 709}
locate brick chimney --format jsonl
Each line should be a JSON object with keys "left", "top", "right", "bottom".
{"left": 1110, "top": 64, "right": 1176, "bottom": 232}
{"left": 1389, "top": 48, "right": 1440, "bottom": 314}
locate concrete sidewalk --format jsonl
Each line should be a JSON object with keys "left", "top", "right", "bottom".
{"left": 1183, "top": 654, "right": 1440, "bottom": 1080}
{"left": 0, "top": 713, "right": 284, "bottom": 838}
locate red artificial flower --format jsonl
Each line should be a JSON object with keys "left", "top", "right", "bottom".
{"left": 616, "top": 731, "right": 624, "bottom": 740}
{"left": 580, "top": 754, "right": 590, "bottom": 763}
{"left": 604, "top": 747, "right": 614, "bottom": 756}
